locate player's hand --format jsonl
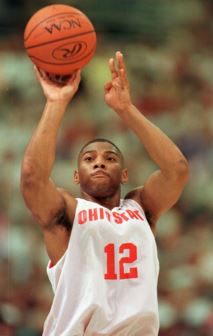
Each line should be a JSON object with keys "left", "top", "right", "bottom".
{"left": 104, "top": 51, "right": 132, "bottom": 114}
{"left": 34, "top": 67, "right": 81, "bottom": 104}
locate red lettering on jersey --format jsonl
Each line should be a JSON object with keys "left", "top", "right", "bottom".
{"left": 126, "top": 209, "right": 139, "bottom": 220}
{"left": 120, "top": 212, "right": 129, "bottom": 221}
{"left": 133, "top": 210, "right": 144, "bottom": 220}
{"left": 105, "top": 210, "right": 111, "bottom": 222}
{"left": 77, "top": 207, "right": 144, "bottom": 225}
{"left": 99, "top": 207, "right": 105, "bottom": 220}
{"left": 112, "top": 212, "right": 123, "bottom": 224}
{"left": 78, "top": 210, "right": 87, "bottom": 224}
{"left": 88, "top": 208, "right": 98, "bottom": 221}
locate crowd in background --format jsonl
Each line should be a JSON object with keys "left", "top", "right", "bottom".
{"left": 0, "top": 0, "right": 213, "bottom": 335}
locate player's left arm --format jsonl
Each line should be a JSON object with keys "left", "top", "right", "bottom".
{"left": 104, "top": 51, "right": 189, "bottom": 230}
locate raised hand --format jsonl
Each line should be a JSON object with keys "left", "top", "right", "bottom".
{"left": 34, "top": 67, "right": 81, "bottom": 104}
{"left": 104, "top": 51, "right": 132, "bottom": 114}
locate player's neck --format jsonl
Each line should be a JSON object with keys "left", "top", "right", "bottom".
{"left": 80, "top": 191, "right": 121, "bottom": 210}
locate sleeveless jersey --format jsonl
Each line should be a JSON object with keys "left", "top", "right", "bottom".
{"left": 43, "top": 198, "right": 159, "bottom": 336}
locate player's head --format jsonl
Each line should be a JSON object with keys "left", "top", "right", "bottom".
{"left": 74, "top": 139, "right": 128, "bottom": 198}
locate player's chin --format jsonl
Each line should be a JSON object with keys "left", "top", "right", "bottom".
{"left": 89, "top": 183, "right": 118, "bottom": 198}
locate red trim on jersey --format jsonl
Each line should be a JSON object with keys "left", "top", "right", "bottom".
{"left": 49, "top": 261, "right": 54, "bottom": 268}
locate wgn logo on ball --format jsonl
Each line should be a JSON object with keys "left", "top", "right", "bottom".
{"left": 52, "top": 41, "right": 87, "bottom": 61}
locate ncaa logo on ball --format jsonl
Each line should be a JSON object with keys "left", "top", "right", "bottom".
{"left": 52, "top": 41, "right": 87, "bottom": 61}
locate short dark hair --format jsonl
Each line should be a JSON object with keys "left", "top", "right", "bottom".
{"left": 79, "top": 138, "right": 122, "bottom": 156}
{"left": 78, "top": 138, "right": 125, "bottom": 166}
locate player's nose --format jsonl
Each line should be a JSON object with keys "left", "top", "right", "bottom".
{"left": 94, "top": 158, "right": 105, "bottom": 169}
{"left": 94, "top": 163, "right": 105, "bottom": 169}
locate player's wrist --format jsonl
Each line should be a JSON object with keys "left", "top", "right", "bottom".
{"left": 114, "top": 102, "right": 134, "bottom": 115}
{"left": 45, "top": 99, "right": 69, "bottom": 112}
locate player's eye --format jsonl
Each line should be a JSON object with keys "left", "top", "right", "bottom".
{"left": 107, "top": 157, "right": 116, "bottom": 161}
{"left": 84, "top": 156, "right": 93, "bottom": 161}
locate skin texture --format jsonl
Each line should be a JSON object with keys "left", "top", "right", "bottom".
{"left": 21, "top": 51, "right": 189, "bottom": 265}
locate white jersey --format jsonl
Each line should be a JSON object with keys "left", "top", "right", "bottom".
{"left": 43, "top": 198, "right": 159, "bottom": 336}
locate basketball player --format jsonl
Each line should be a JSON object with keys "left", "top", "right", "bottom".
{"left": 21, "top": 51, "right": 189, "bottom": 335}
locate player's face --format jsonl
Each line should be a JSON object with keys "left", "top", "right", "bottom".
{"left": 74, "top": 142, "right": 128, "bottom": 198}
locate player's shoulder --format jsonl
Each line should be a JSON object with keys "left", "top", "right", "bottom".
{"left": 124, "top": 187, "right": 146, "bottom": 213}
{"left": 57, "top": 187, "right": 76, "bottom": 201}
{"left": 125, "top": 187, "right": 157, "bottom": 233}
{"left": 125, "top": 187, "right": 142, "bottom": 203}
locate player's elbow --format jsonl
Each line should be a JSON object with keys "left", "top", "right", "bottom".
{"left": 20, "top": 161, "right": 38, "bottom": 193}
{"left": 174, "top": 158, "right": 189, "bottom": 184}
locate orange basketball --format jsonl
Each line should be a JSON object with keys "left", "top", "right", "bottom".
{"left": 24, "top": 4, "right": 97, "bottom": 75}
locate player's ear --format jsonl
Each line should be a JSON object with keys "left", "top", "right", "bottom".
{"left": 121, "top": 168, "right": 128, "bottom": 184}
{"left": 74, "top": 170, "right": 80, "bottom": 184}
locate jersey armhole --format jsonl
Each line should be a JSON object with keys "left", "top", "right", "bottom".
{"left": 47, "top": 250, "right": 67, "bottom": 270}
{"left": 49, "top": 260, "right": 54, "bottom": 269}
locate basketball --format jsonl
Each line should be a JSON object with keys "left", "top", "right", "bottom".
{"left": 24, "top": 4, "right": 97, "bottom": 75}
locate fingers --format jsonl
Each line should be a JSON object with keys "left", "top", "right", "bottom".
{"left": 34, "top": 65, "right": 44, "bottom": 82}
{"left": 116, "top": 52, "right": 128, "bottom": 87}
{"left": 34, "top": 66, "right": 81, "bottom": 89}
{"left": 34, "top": 66, "right": 58, "bottom": 86}
{"left": 116, "top": 51, "right": 125, "bottom": 72}
{"left": 109, "top": 58, "right": 118, "bottom": 79}
{"left": 34, "top": 66, "right": 54, "bottom": 88}
{"left": 70, "top": 69, "right": 81, "bottom": 85}
{"left": 104, "top": 81, "right": 112, "bottom": 93}
{"left": 109, "top": 51, "right": 129, "bottom": 88}
{"left": 65, "top": 70, "right": 81, "bottom": 93}
{"left": 34, "top": 66, "right": 49, "bottom": 82}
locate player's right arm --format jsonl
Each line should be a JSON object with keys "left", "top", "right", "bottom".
{"left": 21, "top": 69, "right": 81, "bottom": 264}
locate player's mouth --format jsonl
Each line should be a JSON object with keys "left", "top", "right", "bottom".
{"left": 91, "top": 170, "right": 110, "bottom": 178}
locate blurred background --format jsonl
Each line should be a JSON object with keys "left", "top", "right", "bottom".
{"left": 1, "top": 0, "right": 213, "bottom": 335}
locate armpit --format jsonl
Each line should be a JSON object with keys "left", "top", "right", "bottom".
{"left": 54, "top": 207, "right": 73, "bottom": 232}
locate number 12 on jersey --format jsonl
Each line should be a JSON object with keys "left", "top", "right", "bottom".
{"left": 104, "top": 243, "right": 138, "bottom": 280}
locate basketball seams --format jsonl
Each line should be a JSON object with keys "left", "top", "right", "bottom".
{"left": 26, "top": 30, "right": 95, "bottom": 49}
{"left": 24, "top": 11, "right": 86, "bottom": 42}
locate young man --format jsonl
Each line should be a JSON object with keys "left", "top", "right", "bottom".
{"left": 21, "top": 51, "right": 189, "bottom": 335}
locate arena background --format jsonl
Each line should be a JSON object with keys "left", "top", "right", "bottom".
{"left": 1, "top": 0, "right": 213, "bottom": 335}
